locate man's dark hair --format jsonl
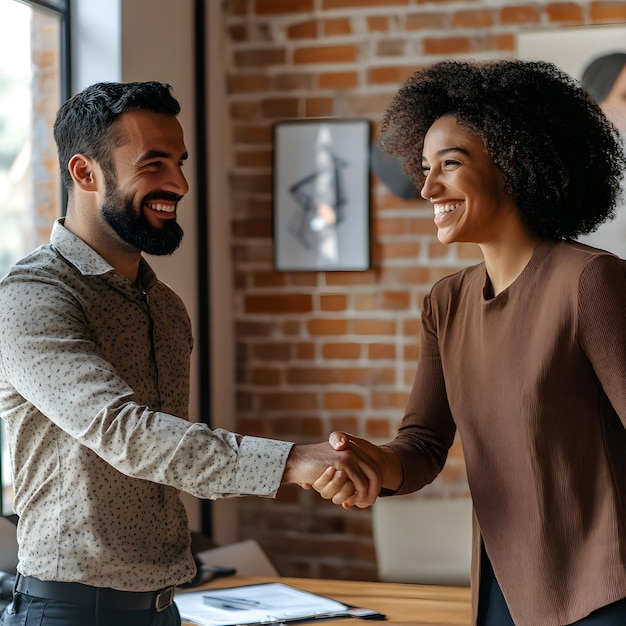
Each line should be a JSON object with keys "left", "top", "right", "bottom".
{"left": 53, "top": 81, "right": 180, "bottom": 189}
{"left": 379, "top": 59, "right": 626, "bottom": 239}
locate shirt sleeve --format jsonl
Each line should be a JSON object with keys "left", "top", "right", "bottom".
{"left": 578, "top": 253, "right": 626, "bottom": 430}
{"left": 0, "top": 270, "right": 293, "bottom": 500}
{"left": 384, "top": 292, "right": 457, "bottom": 495}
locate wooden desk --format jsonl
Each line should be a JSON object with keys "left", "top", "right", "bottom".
{"left": 179, "top": 576, "right": 471, "bottom": 626}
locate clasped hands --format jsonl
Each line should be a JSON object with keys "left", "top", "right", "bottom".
{"left": 283, "top": 431, "right": 400, "bottom": 509}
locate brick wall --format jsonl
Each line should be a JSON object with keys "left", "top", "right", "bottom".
{"left": 222, "top": 0, "right": 626, "bottom": 579}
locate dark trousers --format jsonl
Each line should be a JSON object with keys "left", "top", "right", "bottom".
{"left": 0, "top": 592, "right": 181, "bottom": 626}
{"left": 477, "top": 545, "right": 626, "bottom": 626}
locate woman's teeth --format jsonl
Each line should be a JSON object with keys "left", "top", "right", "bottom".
{"left": 434, "top": 203, "right": 461, "bottom": 215}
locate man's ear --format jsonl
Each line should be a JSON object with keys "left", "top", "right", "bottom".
{"left": 68, "top": 154, "right": 99, "bottom": 191}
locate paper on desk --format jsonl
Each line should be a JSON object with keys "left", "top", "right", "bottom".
{"left": 175, "top": 582, "right": 350, "bottom": 626}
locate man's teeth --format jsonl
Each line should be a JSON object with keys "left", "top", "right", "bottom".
{"left": 434, "top": 203, "right": 461, "bottom": 215}
{"left": 147, "top": 203, "right": 175, "bottom": 213}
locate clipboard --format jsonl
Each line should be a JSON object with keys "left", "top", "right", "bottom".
{"left": 174, "top": 581, "right": 384, "bottom": 625}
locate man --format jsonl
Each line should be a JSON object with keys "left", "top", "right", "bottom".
{"left": 0, "top": 81, "right": 378, "bottom": 626}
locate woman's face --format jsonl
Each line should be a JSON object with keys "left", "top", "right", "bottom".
{"left": 420, "top": 114, "right": 517, "bottom": 246}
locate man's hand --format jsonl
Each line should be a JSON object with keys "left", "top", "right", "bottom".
{"left": 282, "top": 439, "right": 382, "bottom": 509}
{"left": 310, "top": 432, "right": 404, "bottom": 509}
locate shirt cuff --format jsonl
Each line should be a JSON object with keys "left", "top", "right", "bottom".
{"left": 233, "top": 436, "right": 294, "bottom": 497}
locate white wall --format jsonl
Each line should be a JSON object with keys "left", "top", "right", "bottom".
{"left": 71, "top": 0, "right": 121, "bottom": 91}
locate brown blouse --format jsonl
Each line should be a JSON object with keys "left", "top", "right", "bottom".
{"left": 387, "top": 239, "right": 626, "bottom": 626}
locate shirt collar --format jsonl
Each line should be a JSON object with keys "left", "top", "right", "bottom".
{"left": 50, "top": 218, "right": 158, "bottom": 290}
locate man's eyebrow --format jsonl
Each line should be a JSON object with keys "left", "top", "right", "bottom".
{"left": 138, "top": 149, "right": 189, "bottom": 162}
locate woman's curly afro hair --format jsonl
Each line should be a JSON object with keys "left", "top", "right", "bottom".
{"left": 379, "top": 58, "right": 626, "bottom": 240}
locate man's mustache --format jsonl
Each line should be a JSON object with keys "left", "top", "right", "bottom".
{"left": 143, "top": 191, "right": 184, "bottom": 204}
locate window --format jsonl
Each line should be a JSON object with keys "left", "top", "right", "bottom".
{"left": 0, "top": 0, "right": 69, "bottom": 514}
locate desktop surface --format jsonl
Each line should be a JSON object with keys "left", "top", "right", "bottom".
{"left": 178, "top": 575, "right": 471, "bottom": 626}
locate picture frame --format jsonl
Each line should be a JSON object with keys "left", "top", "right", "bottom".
{"left": 272, "top": 118, "right": 371, "bottom": 271}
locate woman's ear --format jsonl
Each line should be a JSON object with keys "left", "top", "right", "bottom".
{"left": 68, "top": 154, "right": 99, "bottom": 191}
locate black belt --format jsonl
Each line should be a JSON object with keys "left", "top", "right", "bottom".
{"left": 15, "top": 575, "right": 175, "bottom": 612}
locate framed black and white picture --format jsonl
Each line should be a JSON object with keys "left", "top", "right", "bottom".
{"left": 272, "top": 118, "right": 371, "bottom": 271}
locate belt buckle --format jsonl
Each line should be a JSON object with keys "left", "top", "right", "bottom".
{"left": 155, "top": 587, "right": 174, "bottom": 612}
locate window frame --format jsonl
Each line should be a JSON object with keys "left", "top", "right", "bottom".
{"left": 0, "top": 0, "right": 71, "bottom": 515}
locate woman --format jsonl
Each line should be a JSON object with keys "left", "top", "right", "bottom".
{"left": 314, "top": 60, "right": 626, "bottom": 626}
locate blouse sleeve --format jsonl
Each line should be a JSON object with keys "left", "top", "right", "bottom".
{"left": 384, "top": 292, "right": 457, "bottom": 495}
{"left": 578, "top": 253, "right": 626, "bottom": 429}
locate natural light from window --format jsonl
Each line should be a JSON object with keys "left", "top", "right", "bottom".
{"left": 0, "top": 0, "right": 64, "bottom": 514}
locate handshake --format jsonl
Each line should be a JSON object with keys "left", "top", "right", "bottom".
{"left": 282, "top": 431, "right": 402, "bottom": 509}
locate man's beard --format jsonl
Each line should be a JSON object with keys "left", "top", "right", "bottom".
{"left": 101, "top": 179, "right": 184, "bottom": 256}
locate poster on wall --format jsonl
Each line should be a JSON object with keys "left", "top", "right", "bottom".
{"left": 517, "top": 25, "right": 626, "bottom": 257}
{"left": 272, "top": 119, "right": 371, "bottom": 271}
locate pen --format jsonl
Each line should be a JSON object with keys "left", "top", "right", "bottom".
{"left": 203, "top": 595, "right": 271, "bottom": 610}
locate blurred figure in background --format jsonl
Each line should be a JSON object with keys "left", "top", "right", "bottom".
{"left": 578, "top": 51, "right": 626, "bottom": 255}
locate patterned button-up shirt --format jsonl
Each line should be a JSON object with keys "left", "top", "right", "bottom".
{"left": 0, "top": 219, "right": 292, "bottom": 591}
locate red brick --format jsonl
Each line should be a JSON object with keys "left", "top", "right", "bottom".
{"left": 452, "top": 8, "right": 495, "bottom": 28}
{"left": 293, "top": 44, "right": 357, "bottom": 64}
{"left": 589, "top": 1, "right": 626, "bottom": 21}
{"left": 273, "top": 72, "right": 314, "bottom": 91}
{"left": 227, "top": 73, "right": 271, "bottom": 93}
{"left": 322, "top": 342, "right": 362, "bottom": 359}
{"left": 233, "top": 124, "right": 273, "bottom": 144}
{"left": 234, "top": 48, "right": 286, "bottom": 68}
{"left": 546, "top": 2, "right": 585, "bottom": 22}
{"left": 351, "top": 319, "right": 396, "bottom": 335}
{"left": 252, "top": 342, "right": 292, "bottom": 360}
{"left": 287, "top": 20, "right": 318, "bottom": 39}
{"left": 270, "top": 416, "right": 324, "bottom": 436}
{"left": 328, "top": 416, "right": 360, "bottom": 433}
{"left": 365, "top": 418, "right": 392, "bottom": 439}
{"left": 319, "top": 71, "right": 360, "bottom": 90}
{"left": 245, "top": 293, "right": 313, "bottom": 314}
{"left": 371, "top": 391, "right": 410, "bottom": 409}
{"left": 261, "top": 97, "right": 300, "bottom": 118}
{"left": 368, "top": 343, "right": 396, "bottom": 360}
{"left": 375, "top": 241, "right": 421, "bottom": 261}
{"left": 296, "top": 342, "right": 315, "bottom": 359}
{"left": 367, "top": 16, "right": 390, "bottom": 31}
{"left": 323, "top": 392, "right": 365, "bottom": 410}
{"left": 258, "top": 392, "right": 318, "bottom": 410}
{"left": 320, "top": 294, "right": 347, "bottom": 311}
{"left": 307, "top": 319, "right": 349, "bottom": 335}
{"left": 250, "top": 368, "right": 282, "bottom": 385}
{"left": 406, "top": 12, "right": 448, "bottom": 30}
{"left": 255, "top": 0, "right": 314, "bottom": 14}
{"left": 323, "top": 0, "right": 409, "bottom": 7}
{"left": 499, "top": 5, "right": 541, "bottom": 24}
{"left": 235, "top": 148, "right": 272, "bottom": 168}
{"left": 287, "top": 366, "right": 396, "bottom": 385}
{"left": 305, "top": 97, "right": 334, "bottom": 116}
{"left": 323, "top": 18, "right": 353, "bottom": 36}
{"left": 251, "top": 271, "right": 287, "bottom": 287}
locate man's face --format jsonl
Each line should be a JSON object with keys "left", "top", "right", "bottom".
{"left": 102, "top": 173, "right": 184, "bottom": 256}
{"left": 101, "top": 110, "right": 189, "bottom": 255}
